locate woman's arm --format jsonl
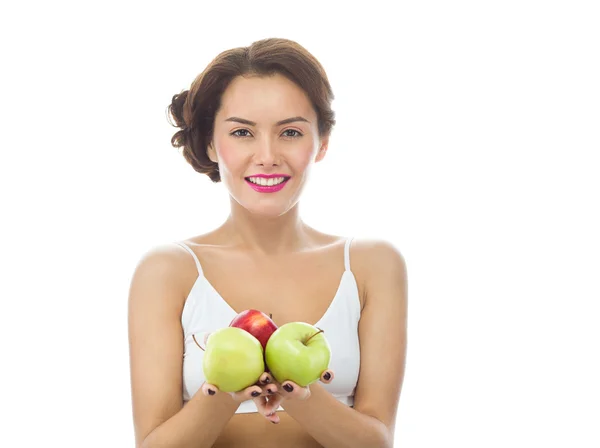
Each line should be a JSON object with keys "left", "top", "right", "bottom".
{"left": 140, "top": 392, "right": 239, "bottom": 448}
{"left": 128, "top": 246, "right": 239, "bottom": 448}
{"left": 281, "top": 240, "right": 408, "bottom": 448}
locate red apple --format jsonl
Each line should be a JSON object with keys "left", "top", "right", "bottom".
{"left": 229, "top": 309, "right": 278, "bottom": 350}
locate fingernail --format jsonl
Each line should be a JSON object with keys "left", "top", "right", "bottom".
{"left": 262, "top": 377, "right": 270, "bottom": 384}
{"left": 324, "top": 372, "right": 331, "bottom": 381}
{"left": 271, "top": 420, "right": 278, "bottom": 424}
{"left": 267, "top": 389, "right": 273, "bottom": 394}
{"left": 251, "top": 391, "right": 260, "bottom": 397}
{"left": 208, "top": 389, "right": 215, "bottom": 395}
{"left": 283, "top": 384, "right": 293, "bottom": 393}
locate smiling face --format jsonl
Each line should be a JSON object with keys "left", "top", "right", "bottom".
{"left": 207, "top": 73, "right": 329, "bottom": 217}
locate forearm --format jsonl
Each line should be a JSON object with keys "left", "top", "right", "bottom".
{"left": 141, "top": 392, "right": 239, "bottom": 448}
{"left": 281, "top": 383, "right": 392, "bottom": 448}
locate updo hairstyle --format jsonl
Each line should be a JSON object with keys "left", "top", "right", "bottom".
{"left": 167, "top": 37, "right": 336, "bottom": 182}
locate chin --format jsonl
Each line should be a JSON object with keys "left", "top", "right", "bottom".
{"left": 241, "top": 196, "right": 298, "bottom": 216}
{"left": 230, "top": 184, "right": 302, "bottom": 217}
{"left": 248, "top": 205, "right": 292, "bottom": 218}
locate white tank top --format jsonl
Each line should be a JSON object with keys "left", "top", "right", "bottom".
{"left": 174, "top": 237, "right": 361, "bottom": 414}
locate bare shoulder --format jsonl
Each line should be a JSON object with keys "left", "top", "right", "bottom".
{"left": 350, "top": 237, "right": 405, "bottom": 259}
{"left": 351, "top": 237, "right": 406, "bottom": 270}
{"left": 133, "top": 241, "right": 196, "bottom": 267}
{"left": 129, "top": 242, "right": 198, "bottom": 307}
{"left": 349, "top": 237, "right": 407, "bottom": 306}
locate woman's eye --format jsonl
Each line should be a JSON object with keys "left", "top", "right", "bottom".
{"left": 231, "top": 129, "right": 251, "bottom": 138}
{"left": 283, "top": 129, "right": 302, "bottom": 138}
{"left": 231, "top": 129, "right": 302, "bottom": 138}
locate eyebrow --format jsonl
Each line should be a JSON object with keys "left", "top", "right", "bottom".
{"left": 224, "top": 116, "right": 310, "bottom": 126}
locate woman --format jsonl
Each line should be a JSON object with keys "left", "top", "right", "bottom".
{"left": 128, "top": 37, "right": 408, "bottom": 447}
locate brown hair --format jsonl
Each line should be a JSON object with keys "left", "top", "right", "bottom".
{"left": 166, "top": 37, "right": 336, "bottom": 183}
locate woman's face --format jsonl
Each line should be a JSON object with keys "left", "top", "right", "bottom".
{"left": 208, "top": 73, "right": 328, "bottom": 217}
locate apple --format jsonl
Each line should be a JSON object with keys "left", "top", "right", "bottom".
{"left": 229, "top": 309, "right": 278, "bottom": 350}
{"left": 265, "top": 322, "right": 331, "bottom": 387}
{"left": 202, "top": 327, "right": 265, "bottom": 393}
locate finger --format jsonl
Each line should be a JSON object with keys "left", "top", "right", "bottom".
{"left": 256, "top": 372, "right": 277, "bottom": 396}
{"left": 264, "top": 383, "right": 278, "bottom": 396}
{"left": 320, "top": 369, "right": 334, "bottom": 384}
{"left": 253, "top": 395, "right": 268, "bottom": 411}
{"left": 258, "top": 371, "right": 272, "bottom": 386}
{"left": 201, "top": 382, "right": 219, "bottom": 397}
{"left": 257, "top": 374, "right": 278, "bottom": 394}
{"left": 230, "top": 384, "right": 263, "bottom": 402}
{"left": 261, "top": 394, "right": 285, "bottom": 421}
{"left": 264, "top": 409, "right": 281, "bottom": 424}
{"left": 253, "top": 396, "right": 281, "bottom": 424}
{"left": 281, "top": 381, "right": 311, "bottom": 400}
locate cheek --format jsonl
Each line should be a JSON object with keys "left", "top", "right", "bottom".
{"left": 215, "top": 142, "right": 241, "bottom": 169}
{"left": 295, "top": 142, "right": 319, "bottom": 167}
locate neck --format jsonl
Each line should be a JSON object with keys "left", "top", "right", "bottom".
{"left": 220, "top": 200, "right": 312, "bottom": 256}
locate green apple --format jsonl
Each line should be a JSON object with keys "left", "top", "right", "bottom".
{"left": 202, "top": 327, "right": 264, "bottom": 393}
{"left": 265, "top": 322, "right": 331, "bottom": 387}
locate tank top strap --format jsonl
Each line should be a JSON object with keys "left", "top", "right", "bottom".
{"left": 344, "top": 236, "right": 354, "bottom": 272}
{"left": 173, "top": 241, "right": 204, "bottom": 276}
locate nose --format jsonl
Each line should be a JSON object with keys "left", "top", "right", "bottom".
{"left": 253, "top": 136, "right": 280, "bottom": 167}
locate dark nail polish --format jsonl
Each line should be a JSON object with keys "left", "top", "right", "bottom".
{"left": 251, "top": 391, "right": 260, "bottom": 397}
{"left": 208, "top": 389, "right": 215, "bottom": 395}
{"left": 283, "top": 384, "right": 293, "bottom": 393}
{"left": 267, "top": 389, "right": 273, "bottom": 394}
{"left": 262, "top": 377, "right": 270, "bottom": 384}
{"left": 324, "top": 372, "right": 331, "bottom": 381}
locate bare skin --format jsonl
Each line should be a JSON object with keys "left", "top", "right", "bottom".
{"left": 180, "top": 230, "right": 362, "bottom": 445}
{"left": 129, "top": 73, "right": 407, "bottom": 447}
{"left": 180, "top": 229, "right": 364, "bottom": 447}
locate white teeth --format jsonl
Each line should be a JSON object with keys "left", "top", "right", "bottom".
{"left": 248, "top": 176, "right": 286, "bottom": 186}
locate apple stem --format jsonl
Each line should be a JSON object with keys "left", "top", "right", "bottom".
{"left": 269, "top": 313, "right": 272, "bottom": 319}
{"left": 192, "top": 334, "right": 205, "bottom": 351}
{"left": 305, "top": 327, "right": 325, "bottom": 344}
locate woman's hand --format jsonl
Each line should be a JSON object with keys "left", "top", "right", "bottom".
{"left": 201, "top": 371, "right": 277, "bottom": 401}
{"left": 252, "top": 370, "right": 335, "bottom": 424}
{"left": 200, "top": 372, "right": 281, "bottom": 423}
{"left": 202, "top": 369, "right": 334, "bottom": 424}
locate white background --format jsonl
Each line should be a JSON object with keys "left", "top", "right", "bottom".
{"left": 1, "top": 0, "right": 598, "bottom": 446}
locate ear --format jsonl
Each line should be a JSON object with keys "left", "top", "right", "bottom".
{"left": 207, "top": 141, "right": 219, "bottom": 163}
{"left": 314, "top": 135, "right": 329, "bottom": 163}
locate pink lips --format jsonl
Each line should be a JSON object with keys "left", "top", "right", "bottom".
{"left": 245, "top": 177, "right": 290, "bottom": 193}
